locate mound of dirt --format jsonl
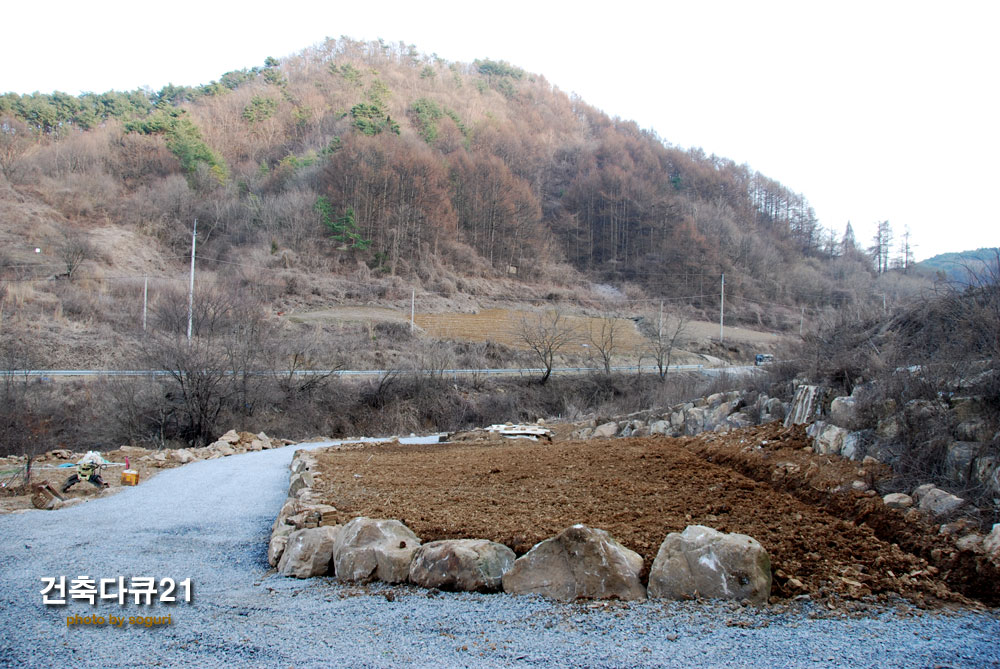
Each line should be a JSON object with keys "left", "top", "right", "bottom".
{"left": 310, "top": 425, "right": 988, "bottom": 607}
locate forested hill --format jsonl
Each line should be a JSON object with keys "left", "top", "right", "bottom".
{"left": 1, "top": 37, "right": 907, "bottom": 322}
{"left": 918, "top": 248, "right": 1000, "bottom": 285}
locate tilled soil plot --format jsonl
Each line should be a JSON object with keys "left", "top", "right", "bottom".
{"left": 311, "top": 426, "right": 983, "bottom": 607}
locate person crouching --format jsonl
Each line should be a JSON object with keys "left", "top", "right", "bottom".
{"left": 61, "top": 451, "right": 110, "bottom": 493}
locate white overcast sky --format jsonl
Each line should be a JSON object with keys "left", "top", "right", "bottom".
{"left": 3, "top": 0, "right": 997, "bottom": 260}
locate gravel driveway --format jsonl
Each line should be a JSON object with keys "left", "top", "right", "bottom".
{"left": 1, "top": 439, "right": 998, "bottom": 668}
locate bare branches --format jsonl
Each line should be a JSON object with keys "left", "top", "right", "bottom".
{"left": 649, "top": 312, "right": 689, "bottom": 381}
{"left": 59, "top": 233, "right": 97, "bottom": 280}
{"left": 587, "top": 314, "right": 622, "bottom": 375}
{"left": 516, "top": 310, "right": 577, "bottom": 384}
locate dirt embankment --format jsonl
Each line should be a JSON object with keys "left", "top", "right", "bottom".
{"left": 683, "top": 423, "right": 1000, "bottom": 606}
{"left": 311, "top": 424, "right": 992, "bottom": 607}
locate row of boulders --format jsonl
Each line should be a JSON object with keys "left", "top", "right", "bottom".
{"left": 570, "top": 391, "right": 786, "bottom": 441}
{"left": 128, "top": 429, "right": 291, "bottom": 464}
{"left": 30, "top": 430, "right": 293, "bottom": 470}
{"left": 269, "top": 450, "right": 773, "bottom": 603}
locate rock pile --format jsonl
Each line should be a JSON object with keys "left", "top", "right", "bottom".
{"left": 122, "top": 429, "right": 291, "bottom": 467}
{"left": 449, "top": 423, "right": 554, "bottom": 443}
{"left": 569, "top": 391, "right": 785, "bottom": 441}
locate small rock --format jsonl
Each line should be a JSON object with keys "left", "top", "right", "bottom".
{"left": 883, "top": 493, "right": 913, "bottom": 510}
{"left": 955, "top": 534, "right": 983, "bottom": 552}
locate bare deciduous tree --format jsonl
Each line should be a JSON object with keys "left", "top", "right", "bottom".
{"left": 59, "top": 233, "right": 97, "bottom": 280}
{"left": 516, "top": 310, "right": 577, "bottom": 384}
{"left": 650, "top": 311, "right": 689, "bottom": 381}
{"left": 140, "top": 285, "right": 279, "bottom": 446}
{"left": 587, "top": 314, "right": 622, "bottom": 375}
{"left": 0, "top": 333, "right": 49, "bottom": 481}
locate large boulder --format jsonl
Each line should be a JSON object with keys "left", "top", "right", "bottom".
{"left": 332, "top": 517, "right": 421, "bottom": 583}
{"left": 983, "top": 524, "right": 1000, "bottom": 565}
{"left": 814, "top": 424, "right": 849, "bottom": 456}
{"left": 649, "top": 420, "right": 672, "bottom": 435}
{"left": 955, "top": 418, "right": 991, "bottom": 443}
{"left": 170, "top": 448, "right": 198, "bottom": 464}
{"left": 288, "top": 469, "right": 316, "bottom": 498}
{"left": 829, "top": 396, "right": 860, "bottom": 429}
{"left": 840, "top": 431, "right": 867, "bottom": 460}
{"left": 278, "top": 526, "right": 341, "bottom": 578}
{"left": 647, "top": 525, "right": 771, "bottom": 605}
{"left": 219, "top": 429, "right": 241, "bottom": 444}
{"left": 591, "top": 422, "right": 619, "bottom": 439}
{"left": 409, "top": 539, "right": 515, "bottom": 592}
{"left": 944, "top": 442, "right": 981, "bottom": 486}
{"left": 706, "top": 401, "right": 737, "bottom": 430}
{"left": 501, "top": 525, "right": 645, "bottom": 601}
{"left": 684, "top": 408, "right": 707, "bottom": 435}
{"left": 268, "top": 524, "right": 296, "bottom": 567}
{"left": 762, "top": 397, "right": 785, "bottom": 422}
{"left": 973, "top": 457, "right": 1000, "bottom": 496}
{"left": 724, "top": 413, "right": 753, "bottom": 430}
{"left": 785, "top": 385, "right": 823, "bottom": 427}
{"left": 918, "top": 487, "right": 966, "bottom": 518}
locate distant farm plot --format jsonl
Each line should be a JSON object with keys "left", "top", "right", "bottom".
{"left": 283, "top": 305, "right": 782, "bottom": 361}
{"left": 414, "top": 309, "right": 649, "bottom": 352}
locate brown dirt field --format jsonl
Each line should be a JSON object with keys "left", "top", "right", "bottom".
{"left": 285, "top": 305, "right": 779, "bottom": 363}
{"left": 414, "top": 309, "right": 652, "bottom": 353}
{"left": 311, "top": 424, "right": 994, "bottom": 607}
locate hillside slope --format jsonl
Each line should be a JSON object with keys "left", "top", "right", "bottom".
{"left": 2, "top": 38, "right": 926, "bottom": 329}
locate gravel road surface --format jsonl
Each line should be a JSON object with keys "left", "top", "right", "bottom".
{"left": 1, "top": 439, "right": 998, "bottom": 668}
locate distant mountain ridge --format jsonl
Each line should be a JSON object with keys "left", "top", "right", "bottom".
{"left": 918, "top": 248, "right": 999, "bottom": 284}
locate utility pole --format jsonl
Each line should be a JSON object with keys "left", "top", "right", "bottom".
{"left": 410, "top": 289, "right": 415, "bottom": 332}
{"left": 799, "top": 306, "right": 804, "bottom": 336}
{"left": 658, "top": 301, "right": 663, "bottom": 339}
{"left": 187, "top": 219, "right": 197, "bottom": 342}
{"left": 719, "top": 273, "right": 725, "bottom": 343}
{"left": 142, "top": 275, "right": 148, "bottom": 332}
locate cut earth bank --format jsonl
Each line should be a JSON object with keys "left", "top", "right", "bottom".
{"left": 270, "top": 421, "right": 1000, "bottom": 608}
